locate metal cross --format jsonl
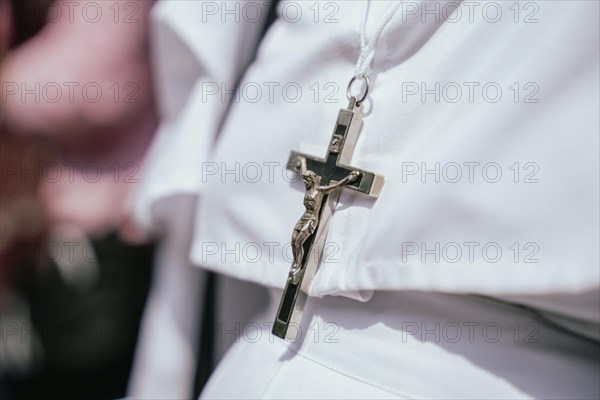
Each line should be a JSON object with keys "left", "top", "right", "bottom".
{"left": 272, "top": 97, "right": 384, "bottom": 341}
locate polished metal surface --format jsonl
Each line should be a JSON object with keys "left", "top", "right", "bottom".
{"left": 273, "top": 97, "right": 385, "bottom": 341}
{"left": 347, "top": 74, "right": 371, "bottom": 106}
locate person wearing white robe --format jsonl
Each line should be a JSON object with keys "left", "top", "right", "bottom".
{"left": 132, "top": 1, "right": 600, "bottom": 398}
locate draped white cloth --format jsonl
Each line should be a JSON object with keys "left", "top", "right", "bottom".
{"left": 131, "top": 1, "right": 600, "bottom": 398}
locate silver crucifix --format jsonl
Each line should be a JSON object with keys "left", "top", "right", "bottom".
{"left": 273, "top": 96, "right": 384, "bottom": 341}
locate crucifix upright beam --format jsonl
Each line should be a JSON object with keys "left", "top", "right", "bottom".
{"left": 272, "top": 97, "right": 384, "bottom": 341}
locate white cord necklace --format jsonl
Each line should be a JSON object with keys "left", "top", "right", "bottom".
{"left": 273, "top": 1, "right": 396, "bottom": 341}
{"left": 349, "top": 0, "right": 402, "bottom": 105}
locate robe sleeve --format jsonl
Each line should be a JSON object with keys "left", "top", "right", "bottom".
{"left": 131, "top": 0, "right": 272, "bottom": 232}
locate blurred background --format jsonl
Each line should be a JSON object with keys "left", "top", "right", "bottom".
{"left": 0, "top": 1, "right": 273, "bottom": 398}
{"left": 0, "top": 0, "right": 157, "bottom": 398}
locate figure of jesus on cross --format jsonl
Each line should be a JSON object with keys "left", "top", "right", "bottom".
{"left": 273, "top": 97, "right": 384, "bottom": 341}
{"left": 289, "top": 157, "right": 361, "bottom": 284}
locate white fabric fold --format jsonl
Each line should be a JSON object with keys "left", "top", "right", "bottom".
{"left": 131, "top": 0, "right": 269, "bottom": 231}
{"left": 133, "top": 1, "right": 599, "bottom": 328}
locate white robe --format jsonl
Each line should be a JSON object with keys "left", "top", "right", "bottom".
{"left": 132, "top": 1, "right": 600, "bottom": 398}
